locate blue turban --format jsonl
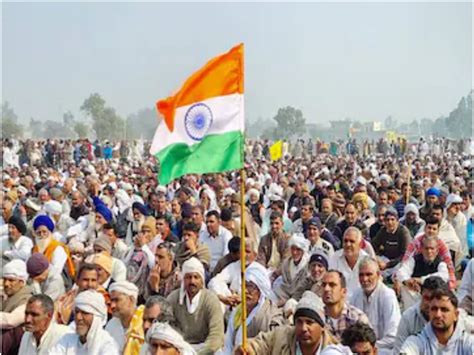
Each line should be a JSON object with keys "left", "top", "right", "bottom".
{"left": 132, "top": 202, "right": 149, "bottom": 216}
{"left": 426, "top": 187, "right": 441, "bottom": 197}
{"left": 33, "top": 215, "right": 55, "bottom": 232}
{"left": 95, "top": 204, "right": 113, "bottom": 223}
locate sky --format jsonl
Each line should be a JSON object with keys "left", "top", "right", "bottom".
{"left": 2, "top": 2, "right": 472, "bottom": 126}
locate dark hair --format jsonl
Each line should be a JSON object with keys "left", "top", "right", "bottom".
{"left": 182, "top": 222, "right": 201, "bottom": 234}
{"left": 271, "top": 200, "right": 285, "bottom": 212}
{"left": 27, "top": 294, "right": 55, "bottom": 316}
{"left": 220, "top": 208, "right": 233, "bottom": 222}
{"left": 191, "top": 205, "right": 205, "bottom": 215}
{"left": 461, "top": 190, "right": 471, "bottom": 199}
{"left": 431, "top": 204, "right": 444, "bottom": 213}
{"left": 77, "top": 263, "right": 98, "bottom": 279}
{"left": 228, "top": 237, "right": 241, "bottom": 254}
{"left": 326, "top": 269, "right": 347, "bottom": 289}
{"left": 341, "top": 322, "right": 377, "bottom": 347}
{"left": 145, "top": 296, "right": 175, "bottom": 324}
{"left": 102, "top": 223, "right": 118, "bottom": 234}
{"left": 421, "top": 276, "right": 448, "bottom": 293}
{"left": 401, "top": 182, "right": 409, "bottom": 189}
{"left": 425, "top": 216, "right": 440, "bottom": 226}
{"left": 301, "top": 197, "right": 314, "bottom": 208}
{"left": 269, "top": 211, "right": 283, "bottom": 221}
{"left": 431, "top": 288, "right": 458, "bottom": 308}
{"left": 205, "top": 210, "right": 220, "bottom": 220}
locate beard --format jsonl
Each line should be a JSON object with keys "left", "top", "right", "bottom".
{"left": 35, "top": 236, "right": 52, "bottom": 253}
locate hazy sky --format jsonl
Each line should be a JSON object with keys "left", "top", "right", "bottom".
{"left": 2, "top": 2, "right": 472, "bottom": 125}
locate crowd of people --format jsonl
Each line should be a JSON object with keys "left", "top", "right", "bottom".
{"left": 0, "top": 136, "right": 473, "bottom": 355}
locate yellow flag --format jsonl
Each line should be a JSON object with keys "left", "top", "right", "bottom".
{"left": 270, "top": 140, "right": 283, "bottom": 161}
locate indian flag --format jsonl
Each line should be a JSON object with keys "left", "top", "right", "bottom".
{"left": 150, "top": 43, "right": 244, "bottom": 185}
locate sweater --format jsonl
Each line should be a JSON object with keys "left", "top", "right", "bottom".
{"left": 167, "top": 288, "right": 224, "bottom": 354}
{"left": 372, "top": 225, "right": 412, "bottom": 268}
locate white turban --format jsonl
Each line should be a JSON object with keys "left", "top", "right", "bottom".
{"left": 121, "top": 182, "right": 133, "bottom": 191}
{"left": 3, "top": 259, "right": 28, "bottom": 281}
{"left": 44, "top": 200, "right": 63, "bottom": 215}
{"left": 248, "top": 188, "right": 260, "bottom": 200}
{"left": 75, "top": 290, "right": 108, "bottom": 325}
{"left": 146, "top": 322, "right": 196, "bottom": 355}
{"left": 245, "top": 263, "right": 276, "bottom": 302}
{"left": 182, "top": 257, "right": 205, "bottom": 281}
{"left": 109, "top": 281, "right": 139, "bottom": 300}
{"left": 289, "top": 233, "right": 310, "bottom": 253}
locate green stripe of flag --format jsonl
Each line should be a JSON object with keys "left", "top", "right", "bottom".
{"left": 155, "top": 130, "right": 243, "bottom": 185}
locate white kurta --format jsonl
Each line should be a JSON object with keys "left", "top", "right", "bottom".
{"left": 19, "top": 322, "right": 72, "bottom": 355}
{"left": 200, "top": 226, "right": 233, "bottom": 271}
{"left": 1, "top": 235, "right": 34, "bottom": 261}
{"left": 328, "top": 249, "right": 368, "bottom": 299}
{"left": 50, "top": 332, "right": 119, "bottom": 355}
{"left": 105, "top": 317, "right": 126, "bottom": 352}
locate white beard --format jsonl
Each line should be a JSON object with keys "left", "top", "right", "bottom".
{"left": 35, "top": 236, "right": 52, "bottom": 253}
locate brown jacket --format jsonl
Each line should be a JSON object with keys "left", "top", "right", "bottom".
{"left": 256, "top": 231, "right": 290, "bottom": 268}
{"left": 243, "top": 325, "right": 337, "bottom": 355}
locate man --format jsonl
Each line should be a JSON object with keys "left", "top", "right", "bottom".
{"left": 393, "top": 276, "right": 449, "bottom": 354}
{"left": 372, "top": 207, "right": 412, "bottom": 277}
{"left": 1, "top": 215, "right": 33, "bottom": 261}
{"left": 211, "top": 237, "right": 241, "bottom": 277}
{"left": 1, "top": 259, "right": 33, "bottom": 355}
{"left": 292, "top": 198, "right": 316, "bottom": 235}
{"left": 340, "top": 322, "right": 378, "bottom": 355}
{"left": 105, "top": 281, "right": 144, "bottom": 354}
{"left": 142, "top": 296, "right": 175, "bottom": 336}
{"left": 69, "top": 191, "right": 89, "bottom": 221}
{"left": 318, "top": 198, "right": 339, "bottom": 233}
{"left": 394, "top": 182, "right": 419, "bottom": 218}
{"left": 19, "top": 294, "right": 72, "bottom": 354}
{"left": 333, "top": 203, "right": 368, "bottom": 245}
{"left": 190, "top": 205, "right": 207, "bottom": 238}
{"left": 26, "top": 253, "right": 65, "bottom": 301}
{"left": 156, "top": 215, "right": 179, "bottom": 244}
{"left": 209, "top": 238, "right": 261, "bottom": 307}
{"left": 306, "top": 217, "right": 334, "bottom": 257}
{"left": 200, "top": 210, "right": 233, "bottom": 271}
{"left": 102, "top": 223, "right": 129, "bottom": 260}
{"left": 167, "top": 257, "right": 224, "bottom": 353}
{"left": 147, "top": 242, "right": 181, "bottom": 297}
{"left": 274, "top": 233, "right": 311, "bottom": 304}
{"left": 293, "top": 252, "right": 328, "bottom": 300}
{"left": 400, "top": 288, "right": 474, "bottom": 354}
{"left": 351, "top": 257, "right": 401, "bottom": 354}
{"left": 257, "top": 211, "right": 289, "bottom": 270}
{"left": 369, "top": 204, "right": 388, "bottom": 240}
{"left": 143, "top": 322, "right": 196, "bottom": 355}
{"left": 174, "top": 222, "right": 211, "bottom": 269}
{"left": 236, "top": 292, "right": 337, "bottom": 354}
{"left": 431, "top": 204, "right": 463, "bottom": 266}
{"left": 329, "top": 227, "right": 368, "bottom": 298}
{"left": 32, "top": 215, "right": 75, "bottom": 278}
{"left": 51, "top": 290, "right": 119, "bottom": 354}
{"left": 400, "top": 203, "right": 425, "bottom": 238}
{"left": 92, "top": 236, "right": 127, "bottom": 283}
{"left": 396, "top": 236, "right": 450, "bottom": 309}
{"left": 445, "top": 193, "right": 468, "bottom": 258}
{"left": 419, "top": 187, "right": 439, "bottom": 221}
{"left": 401, "top": 216, "right": 457, "bottom": 290}
{"left": 321, "top": 270, "right": 370, "bottom": 340}
{"left": 223, "top": 264, "right": 283, "bottom": 353}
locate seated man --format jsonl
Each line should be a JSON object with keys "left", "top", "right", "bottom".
{"left": 340, "top": 322, "right": 378, "bottom": 355}
{"left": 257, "top": 211, "right": 290, "bottom": 271}
{"left": 393, "top": 276, "right": 448, "bottom": 354}
{"left": 274, "top": 234, "right": 310, "bottom": 304}
{"left": 400, "top": 288, "right": 474, "bottom": 354}
{"left": 329, "top": 227, "right": 368, "bottom": 298}
{"left": 322, "top": 270, "right": 370, "bottom": 340}
{"left": 396, "top": 236, "right": 450, "bottom": 310}
{"left": 105, "top": 281, "right": 144, "bottom": 354}
{"left": 19, "top": 294, "right": 72, "bottom": 355}
{"left": 235, "top": 292, "right": 337, "bottom": 354}
{"left": 200, "top": 210, "right": 233, "bottom": 272}
{"left": 211, "top": 237, "right": 240, "bottom": 277}
{"left": 51, "top": 290, "right": 119, "bottom": 354}
{"left": 372, "top": 207, "right": 412, "bottom": 278}
{"left": 174, "top": 223, "right": 211, "bottom": 270}
{"left": 143, "top": 322, "right": 195, "bottom": 355}
{"left": 167, "top": 257, "right": 224, "bottom": 353}
{"left": 306, "top": 217, "right": 334, "bottom": 257}
{"left": 223, "top": 264, "right": 283, "bottom": 353}
{"left": 1, "top": 216, "right": 33, "bottom": 262}
{"left": 351, "top": 257, "right": 401, "bottom": 354}
{"left": 141, "top": 296, "right": 176, "bottom": 337}
{"left": 1, "top": 260, "right": 33, "bottom": 355}
{"left": 147, "top": 242, "right": 181, "bottom": 298}
{"left": 400, "top": 203, "right": 425, "bottom": 238}
{"left": 26, "top": 253, "right": 65, "bottom": 301}
{"left": 292, "top": 252, "right": 328, "bottom": 300}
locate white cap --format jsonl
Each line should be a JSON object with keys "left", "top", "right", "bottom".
{"left": 356, "top": 176, "right": 367, "bottom": 186}
{"left": 446, "top": 193, "right": 463, "bottom": 209}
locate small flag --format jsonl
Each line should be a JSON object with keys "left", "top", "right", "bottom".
{"left": 269, "top": 140, "right": 283, "bottom": 161}
{"left": 150, "top": 44, "right": 244, "bottom": 185}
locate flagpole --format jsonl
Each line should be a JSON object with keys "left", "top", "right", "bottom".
{"left": 406, "top": 158, "right": 412, "bottom": 205}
